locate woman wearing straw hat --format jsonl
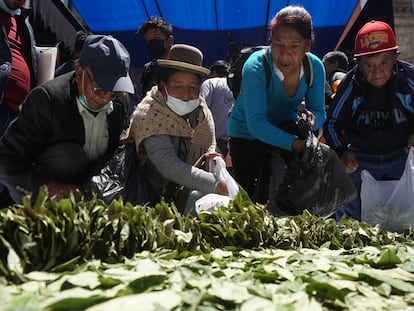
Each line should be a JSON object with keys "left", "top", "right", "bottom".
{"left": 128, "top": 44, "right": 229, "bottom": 214}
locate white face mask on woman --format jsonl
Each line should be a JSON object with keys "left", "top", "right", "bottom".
{"left": 165, "top": 87, "right": 200, "bottom": 116}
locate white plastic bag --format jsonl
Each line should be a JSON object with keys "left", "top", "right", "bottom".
{"left": 194, "top": 156, "right": 239, "bottom": 214}
{"left": 195, "top": 193, "right": 233, "bottom": 214}
{"left": 361, "top": 148, "right": 414, "bottom": 232}
{"left": 210, "top": 156, "right": 239, "bottom": 198}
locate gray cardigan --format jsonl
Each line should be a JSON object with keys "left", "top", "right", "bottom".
{"left": 142, "top": 110, "right": 217, "bottom": 205}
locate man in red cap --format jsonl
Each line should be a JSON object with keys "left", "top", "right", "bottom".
{"left": 324, "top": 20, "right": 414, "bottom": 221}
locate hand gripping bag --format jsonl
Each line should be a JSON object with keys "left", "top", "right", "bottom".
{"left": 276, "top": 132, "right": 357, "bottom": 218}
{"left": 195, "top": 156, "right": 240, "bottom": 214}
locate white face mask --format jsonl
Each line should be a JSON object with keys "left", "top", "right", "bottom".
{"left": 165, "top": 88, "right": 200, "bottom": 116}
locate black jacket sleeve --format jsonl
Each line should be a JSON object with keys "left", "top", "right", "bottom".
{"left": 0, "top": 86, "right": 54, "bottom": 201}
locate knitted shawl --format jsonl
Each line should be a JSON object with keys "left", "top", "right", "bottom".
{"left": 129, "top": 86, "right": 216, "bottom": 165}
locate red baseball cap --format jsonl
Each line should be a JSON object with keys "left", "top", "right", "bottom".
{"left": 354, "top": 20, "right": 398, "bottom": 57}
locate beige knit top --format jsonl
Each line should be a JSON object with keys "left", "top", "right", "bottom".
{"left": 128, "top": 86, "right": 216, "bottom": 165}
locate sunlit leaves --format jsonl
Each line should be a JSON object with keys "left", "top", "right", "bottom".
{"left": 1, "top": 245, "right": 414, "bottom": 310}
{"left": 1, "top": 188, "right": 414, "bottom": 309}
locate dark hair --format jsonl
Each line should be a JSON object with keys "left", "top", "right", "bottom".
{"left": 137, "top": 16, "right": 173, "bottom": 37}
{"left": 74, "top": 30, "right": 92, "bottom": 55}
{"left": 271, "top": 5, "right": 314, "bottom": 42}
{"left": 209, "top": 60, "right": 231, "bottom": 77}
{"left": 323, "top": 51, "right": 349, "bottom": 71}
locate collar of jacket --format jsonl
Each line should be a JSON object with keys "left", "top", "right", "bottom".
{"left": 19, "top": 7, "right": 32, "bottom": 19}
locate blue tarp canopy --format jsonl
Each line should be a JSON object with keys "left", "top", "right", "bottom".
{"left": 69, "top": 0, "right": 366, "bottom": 68}
{"left": 34, "top": 0, "right": 394, "bottom": 69}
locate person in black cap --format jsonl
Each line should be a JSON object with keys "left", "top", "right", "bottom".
{"left": 0, "top": 34, "right": 135, "bottom": 205}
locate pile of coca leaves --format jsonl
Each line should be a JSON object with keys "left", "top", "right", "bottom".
{"left": 0, "top": 185, "right": 412, "bottom": 284}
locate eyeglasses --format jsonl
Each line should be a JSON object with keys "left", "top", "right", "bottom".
{"left": 84, "top": 69, "right": 123, "bottom": 100}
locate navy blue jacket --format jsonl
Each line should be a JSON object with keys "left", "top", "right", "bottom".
{"left": 324, "top": 60, "right": 414, "bottom": 156}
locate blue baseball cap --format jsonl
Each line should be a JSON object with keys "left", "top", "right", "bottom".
{"left": 80, "top": 35, "right": 134, "bottom": 94}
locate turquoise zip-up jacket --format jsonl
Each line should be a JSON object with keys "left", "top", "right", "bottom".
{"left": 228, "top": 48, "right": 326, "bottom": 151}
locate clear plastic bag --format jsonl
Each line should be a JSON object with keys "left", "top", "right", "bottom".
{"left": 361, "top": 148, "right": 414, "bottom": 232}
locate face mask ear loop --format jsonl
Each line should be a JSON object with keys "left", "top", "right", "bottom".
{"left": 79, "top": 69, "right": 85, "bottom": 96}
{"left": 81, "top": 70, "right": 86, "bottom": 97}
{"left": 163, "top": 84, "right": 169, "bottom": 100}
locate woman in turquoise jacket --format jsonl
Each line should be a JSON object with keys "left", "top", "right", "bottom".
{"left": 227, "top": 5, "right": 326, "bottom": 214}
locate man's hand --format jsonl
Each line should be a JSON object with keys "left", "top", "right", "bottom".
{"left": 341, "top": 151, "right": 359, "bottom": 174}
{"left": 46, "top": 180, "right": 78, "bottom": 201}
{"left": 406, "top": 133, "right": 414, "bottom": 153}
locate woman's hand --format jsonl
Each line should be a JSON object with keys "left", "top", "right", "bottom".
{"left": 292, "top": 139, "right": 306, "bottom": 153}
{"left": 301, "top": 110, "right": 316, "bottom": 129}
{"left": 120, "top": 136, "right": 134, "bottom": 145}
{"left": 203, "top": 152, "right": 223, "bottom": 171}
{"left": 204, "top": 152, "right": 230, "bottom": 196}
{"left": 214, "top": 180, "right": 229, "bottom": 196}
{"left": 341, "top": 151, "right": 359, "bottom": 174}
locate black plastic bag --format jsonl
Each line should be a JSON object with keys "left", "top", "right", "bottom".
{"left": 276, "top": 132, "right": 357, "bottom": 218}
{"left": 87, "top": 144, "right": 147, "bottom": 205}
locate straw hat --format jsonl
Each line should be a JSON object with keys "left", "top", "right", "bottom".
{"left": 157, "top": 44, "right": 210, "bottom": 76}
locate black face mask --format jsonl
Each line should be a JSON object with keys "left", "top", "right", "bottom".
{"left": 146, "top": 39, "right": 167, "bottom": 59}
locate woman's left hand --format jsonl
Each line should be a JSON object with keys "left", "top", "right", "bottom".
{"left": 302, "top": 110, "right": 316, "bottom": 129}
{"left": 203, "top": 152, "right": 223, "bottom": 171}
